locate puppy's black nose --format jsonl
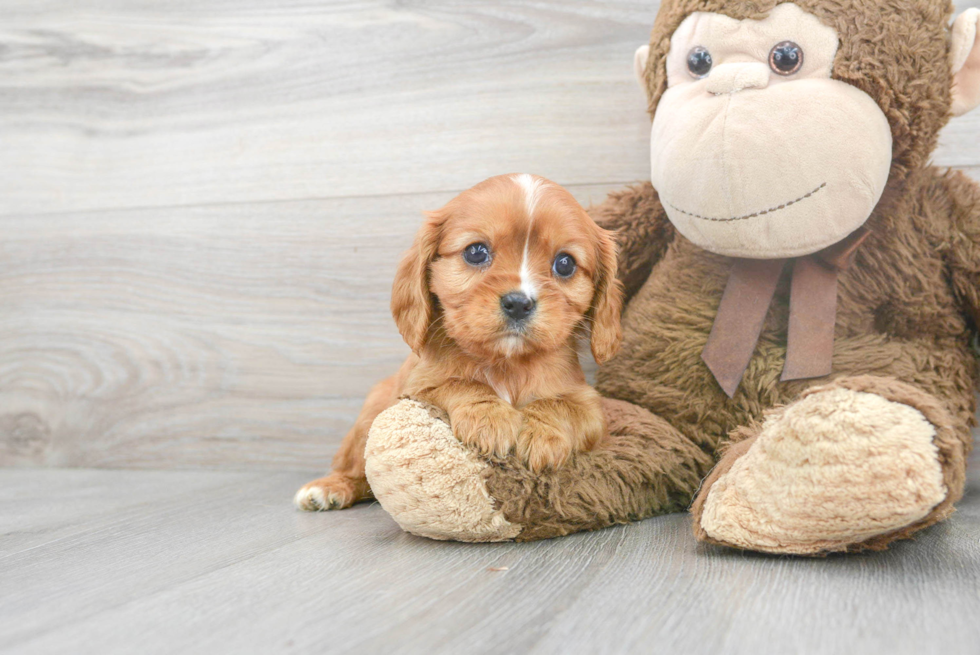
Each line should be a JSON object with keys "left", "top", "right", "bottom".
{"left": 500, "top": 292, "right": 535, "bottom": 322}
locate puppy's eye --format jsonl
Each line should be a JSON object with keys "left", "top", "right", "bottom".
{"left": 769, "top": 41, "right": 803, "bottom": 75}
{"left": 552, "top": 253, "right": 577, "bottom": 278}
{"left": 462, "top": 242, "right": 491, "bottom": 266}
{"left": 687, "top": 46, "right": 712, "bottom": 78}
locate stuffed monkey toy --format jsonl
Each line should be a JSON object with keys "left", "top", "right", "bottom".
{"left": 360, "top": 0, "right": 980, "bottom": 555}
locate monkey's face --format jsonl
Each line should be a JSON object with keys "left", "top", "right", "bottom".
{"left": 647, "top": 3, "right": 892, "bottom": 259}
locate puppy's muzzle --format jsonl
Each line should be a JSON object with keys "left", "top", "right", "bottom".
{"left": 500, "top": 291, "right": 535, "bottom": 322}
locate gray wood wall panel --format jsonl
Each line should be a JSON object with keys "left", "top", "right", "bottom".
{"left": 1, "top": 0, "right": 977, "bottom": 216}
{"left": 1, "top": 1, "right": 978, "bottom": 470}
{"left": 0, "top": 1, "right": 659, "bottom": 215}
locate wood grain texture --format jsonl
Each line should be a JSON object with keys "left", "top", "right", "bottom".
{"left": 0, "top": 0, "right": 978, "bottom": 470}
{"left": 0, "top": 0, "right": 657, "bottom": 216}
{"left": 1, "top": 460, "right": 978, "bottom": 654}
{"left": 0, "top": 0, "right": 976, "bottom": 216}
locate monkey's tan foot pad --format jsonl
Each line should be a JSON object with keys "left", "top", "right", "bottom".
{"left": 364, "top": 399, "right": 522, "bottom": 542}
{"left": 691, "top": 378, "right": 957, "bottom": 555}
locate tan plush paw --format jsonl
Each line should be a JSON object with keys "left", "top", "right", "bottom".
{"left": 294, "top": 474, "right": 358, "bottom": 511}
{"left": 697, "top": 386, "right": 948, "bottom": 554}
{"left": 365, "top": 399, "right": 522, "bottom": 542}
{"left": 450, "top": 400, "right": 522, "bottom": 458}
{"left": 517, "top": 413, "right": 572, "bottom": 472}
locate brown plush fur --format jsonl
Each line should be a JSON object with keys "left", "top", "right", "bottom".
{"left": 596, "top": 168, "right": 979, "bottom": 458}
{"left": 484, "top": 398, "right": 714, "bottom": 541}
{"left": 481, "top": 0, "right": 978, "bottom": 550}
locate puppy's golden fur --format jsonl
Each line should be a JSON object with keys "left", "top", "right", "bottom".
{"left": 295, "top": 174, "right": 622, "bottom": 510}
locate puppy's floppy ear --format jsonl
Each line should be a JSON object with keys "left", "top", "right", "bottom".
{"left": 588, "top": 224, "right": 624, "bottom": 364}
{"left": 391, "top": 209, "right": 445, "bottom": 353}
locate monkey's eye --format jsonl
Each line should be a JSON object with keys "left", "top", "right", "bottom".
{"left": 686, "top": 46, "right": 713, "bottom": 78}
{"left": 552, "top": 253, "right": 577, "bottom": 278}
{"left": 769, "top": 41, "right": 803, "bottom": 75}
{"left": 462, "top": 242, "right": 491, "bottom": 266}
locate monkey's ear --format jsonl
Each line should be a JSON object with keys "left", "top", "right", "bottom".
{"left": 391, "top": 209, "right": 445, "bottom": 353}
{"left": 950, "top": 9, "right": 980, "bottom": 117}
{"left": 634, "top": 45, "right": 651, "bottom": 96}
{"left": 588, "top": 225, "right": 624, "bottom": 365}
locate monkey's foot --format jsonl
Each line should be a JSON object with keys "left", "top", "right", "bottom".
{"left": 691, "top": 377, "right": 966, "bottom": 555}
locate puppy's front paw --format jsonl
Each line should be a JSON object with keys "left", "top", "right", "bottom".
{"left": 518, "top": 413, "right": 572, "bottom": 472}
{"left": 294, "top": 474, "right": 359, "bottom": 511}
{"left": 451, "top": 400, "right": 522, "bottom": 458}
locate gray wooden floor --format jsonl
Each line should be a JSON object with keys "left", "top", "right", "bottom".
{"left": 3, "top": 1, "right": 980, "bottom": 653}
{"left": 1, "top": 458, "right": 979, "bottom": 655}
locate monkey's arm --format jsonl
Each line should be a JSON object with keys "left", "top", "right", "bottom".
{"left": 588, "top": 182, "right": 675, "bottom": 303}
{"left": 942, "top": 170, "right": 980, "bottom": 332}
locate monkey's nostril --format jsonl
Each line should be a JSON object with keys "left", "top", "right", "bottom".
{"left": 501, "top": 292, "right": 536, "bottom": 321}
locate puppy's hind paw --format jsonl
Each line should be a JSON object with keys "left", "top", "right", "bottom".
{"left": 293, "top": 476, "right": 357, "bottom": 511}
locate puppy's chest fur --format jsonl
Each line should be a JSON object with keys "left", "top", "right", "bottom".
{"left": 477, "top": 351, "right": 587, "bottom": 407}
{"left": 406, "top": 343, "right": 586, "bottom": 409}
{"left": 477, "top": 366, "right": 558, "bottom": 407}
{"left": 481, "top": 369, "right": 522, "bottom": 405}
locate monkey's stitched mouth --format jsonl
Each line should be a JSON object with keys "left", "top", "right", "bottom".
{"left": 665, "top": 182, "right": 827, "bottom": 223}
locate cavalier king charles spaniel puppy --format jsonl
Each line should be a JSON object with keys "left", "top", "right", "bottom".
{"left": 295, "top": 174, "right": 622, "bottom": 511}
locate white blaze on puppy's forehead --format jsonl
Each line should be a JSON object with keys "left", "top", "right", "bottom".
{"left": 513, "top": 173, "right": 544, "bottom": 216}
{"left": 512, "top": 173, "right": 547, "bottom": 299}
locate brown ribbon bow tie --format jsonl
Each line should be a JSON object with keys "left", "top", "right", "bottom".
{"left": 701, "top": 226, "right": 871, "bottom": 398}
